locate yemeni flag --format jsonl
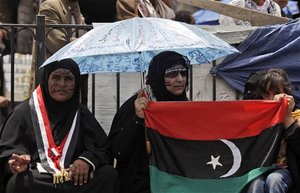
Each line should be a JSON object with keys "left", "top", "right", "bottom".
{"left": 145, "top": 100, "right": 287, "bottom": 193}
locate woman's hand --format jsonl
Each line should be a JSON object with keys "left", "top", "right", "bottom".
{"left": 8, "top": 154, "right": 31, "bottom": 174}
{"left": 68, "top": 159, "right": 90, "bottom": 186}
{"left": 273, "top": 93, "right": 295, "bottom": 114}
{"left": 134, "top": 91, "right": 149, "bottom": 119}
{"left": 273, "top": 93, "right": 295, "bottom": 128}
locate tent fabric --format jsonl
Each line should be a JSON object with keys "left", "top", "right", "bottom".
{"left": 193, "top": 0, "right": 231, "bottom": 25}
{"left": 211, "top": 19, "right": 300, "bottom": 104}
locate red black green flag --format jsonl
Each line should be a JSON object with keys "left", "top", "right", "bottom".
{"left": 145, "top": 100, "right": 287, "bottom": 193}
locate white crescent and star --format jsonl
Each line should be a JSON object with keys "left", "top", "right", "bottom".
{"left": 206, "top": 155, "right": 223, "bottom": 170}
{"left": 206, "top": 139, "right": 242, "bottom": 178}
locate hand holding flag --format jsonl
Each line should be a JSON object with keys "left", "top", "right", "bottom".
{"left": 273, "top": 94, "right": 295, "bottom": 128}
{"left": 134, "top": 90, "right": 149, "bottom": 119}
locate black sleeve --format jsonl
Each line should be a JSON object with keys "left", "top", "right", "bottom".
{"left": 108, "top": 94, "right": 146, "bottom": 162}
{"left": 285, "top": 121, "right": 300, "bottom": 157}
{"left": 78, "top": 105, "right": 111, "bottom": 168}
{"left": 285, "top": 121, "right": 300, "bottom": 139}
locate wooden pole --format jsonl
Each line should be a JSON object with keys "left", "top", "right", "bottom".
{"left": 178, "top": 0, "right": 290, "bottom": 26}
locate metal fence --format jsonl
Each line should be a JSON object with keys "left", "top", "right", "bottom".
{"left": 0, "top": 15, "right": 94, "bottom": 110}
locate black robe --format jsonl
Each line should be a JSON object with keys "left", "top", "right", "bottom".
{"left": 108, "top": 51, "right": 190, "bottom": 193}
{"left": 109, "top": 94, "right": 150, "bottom": 193}
{"left": 0, "top": 100, "right": 118, "bottom": 193}
{"left": 285, "top": 122, "right": 300, "bottom": 193}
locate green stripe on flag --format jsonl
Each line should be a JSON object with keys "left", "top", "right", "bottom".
{"left": 150, "top": 164, "right": 276, "bottom": 193}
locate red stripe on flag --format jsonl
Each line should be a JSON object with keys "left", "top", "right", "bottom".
{"left": 145, "top": 100, "right": 287, "bottom": 140}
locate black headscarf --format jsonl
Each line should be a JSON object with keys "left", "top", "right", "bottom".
{"left": 39, "top": 59, "right": 81, "bottom": 144}
{"left": 243, "top": 70, "right": 265, "bottom": 100}
{"left": 146, "top": 51, "right": 190, "bottom": 101}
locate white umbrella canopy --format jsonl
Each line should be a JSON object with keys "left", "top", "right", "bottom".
{"left": 41, "top": 17, "right": 239, "bottom": 74}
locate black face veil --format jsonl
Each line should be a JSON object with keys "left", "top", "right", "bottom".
{"left": 146, "top": 51, "right": 190, "bottom": 101}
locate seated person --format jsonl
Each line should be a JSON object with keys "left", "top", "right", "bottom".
{"left": 116, "top": 0, "right": 175, "bottom": 20}
{"left": 108, "top": 51, "right": 190, "bottom": 193}
{"left": 0, "top": 59, "right": 118, "bottom": 193}
{"left": 242, "top": 68, "right": 299, "bottom": 193}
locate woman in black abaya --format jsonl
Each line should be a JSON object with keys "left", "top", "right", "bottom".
{"left": 108, "top": 51, "right": 190, "bottom": 193}
{"left": 0, "top": 59, "right": 118, "bottom": 193}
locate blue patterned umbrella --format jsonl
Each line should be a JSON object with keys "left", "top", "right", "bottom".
{"left": 41, "top": 17, "right": 238, "bottom": 74}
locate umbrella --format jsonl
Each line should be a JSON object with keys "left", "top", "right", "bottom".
{"left": 41, "top": 17, "right": 238, "bottom": 74}
{"left": 211, "top": 19, "right": 300, "bottom": 104}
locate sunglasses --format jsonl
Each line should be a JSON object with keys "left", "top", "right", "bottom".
{"left": 165, "top": 67, "right": 188, "bottom": 78}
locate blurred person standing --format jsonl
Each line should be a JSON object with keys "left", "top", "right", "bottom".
{"left": 174, "top": 10, "right": 196, "bottom": 24}
{"left": 274, "top": 0, "right": 289, "bottom": 11}
{"left": 79, "top": 0, "right": 116, "bottom": 23}
{"left": 37, "top": 0, "right": 88, "bottom": 105}
{"left": 17, "top": 0, "right": 39, "bottom": 54}
{"left": 0, "top": 0, "right": 19, "bottom": 23}
{"left": 116, "top": 0, "right": 176, "bottom": 20}
{"left": 278, "top": 0, "right": 300, "bottom": 18}
{"left": 39, "top": 0, "right": 85, "bottom": 58}
{"left": 219, "top": 0, "right": 282, "bottom": 25}
{"left": 0, "top": 0, "right": 17, "bottom": 99}
{"left": 0, "top": 0, "right": 39, "bottom": 54}
{"left": 0, "top": 26, "right": 10, "bottom": 124}
{"left": 274, "top": 0, "right": 293, "bottom": 17}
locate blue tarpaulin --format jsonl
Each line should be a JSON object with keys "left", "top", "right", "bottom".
{"left": 193, "top": 0, "right": 231, "bottom": 25}
{"left": 211, "top": 19, "right": 300, "bottom": 104}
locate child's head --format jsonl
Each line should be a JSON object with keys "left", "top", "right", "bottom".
{"left": 257, "top": 68, "right": 291, "bottom": 100}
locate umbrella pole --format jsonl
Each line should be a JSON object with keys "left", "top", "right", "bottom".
{"left": 117, "top": 73, "right": 120, "bottom": 110}
{"left": 92, "top": 74, "right": 95, "bottom": 115}
{"left": 140, "top": 71, "right": 145, "bottom": 88}
{"left": 189, "top": 65, "right": 193, "bottom": 101}
{"left": 212, "top": 61, "right": 216, "bottom": 101}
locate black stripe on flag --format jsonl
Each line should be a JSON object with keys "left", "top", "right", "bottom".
{"left": 148, "top": 124, "right": 283, "bottom": 179}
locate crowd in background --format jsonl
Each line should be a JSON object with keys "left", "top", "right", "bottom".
{"left": 0, "top": 0, "right": 300, "bottom": 59}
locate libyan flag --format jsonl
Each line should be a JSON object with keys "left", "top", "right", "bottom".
{"left": 144, "top": 100, "right": 288, "bottom": 193}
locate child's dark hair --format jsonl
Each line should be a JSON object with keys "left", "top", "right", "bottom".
{"left": 243, "top": 68, "right": 291, "bottom": 99}
{"left": 256, "top": 68, "right": 291, "bottom": 99}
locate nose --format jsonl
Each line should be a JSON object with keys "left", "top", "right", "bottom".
{"left": 57, "top": 79, "right": 67, "bottom": 86}
{"left": 175, "top": 72, "right": 184, "bottom": 81}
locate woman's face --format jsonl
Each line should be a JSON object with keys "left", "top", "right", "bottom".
{"left": 164, "top": 64, "right": 187, "bottom": 96}
{"left": 48, "top": 68, "right": 75, "bottom": 102}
